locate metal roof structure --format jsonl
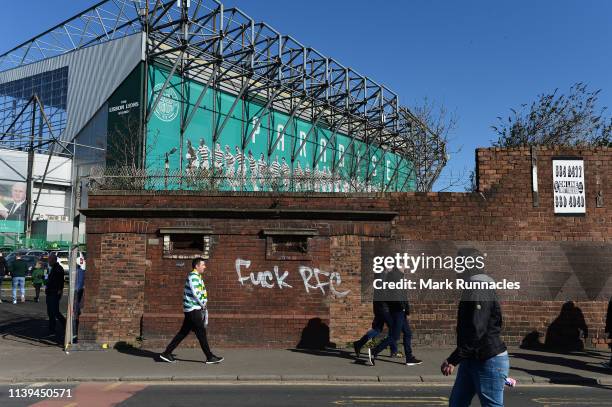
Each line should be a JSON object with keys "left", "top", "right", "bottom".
{"left": 0, "top": 0, "right": 421, "bottom": 163}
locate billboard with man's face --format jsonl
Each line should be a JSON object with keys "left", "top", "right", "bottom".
{"left": 0, "top": 182, "right": 26, "bottom": 235}
{"left": 0, "top": 149, "right": 73, "bottom": 241}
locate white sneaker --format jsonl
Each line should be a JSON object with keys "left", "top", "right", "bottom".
{"left": 21, "top": 296, "right": 25, "bottom": 303}
{"left": 12, "top": 299, "right": 17, "bottom": 304}
{"left": 366, "top": 348, "right": 375, "bottom": 366}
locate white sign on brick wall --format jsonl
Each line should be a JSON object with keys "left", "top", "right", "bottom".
{"left": 553, "top": 158, "right": 585, "bottom": 215}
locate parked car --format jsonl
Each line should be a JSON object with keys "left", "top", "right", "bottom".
{"left": 5, "top": 249, "right": 48, "bottom": 263}
{"left": 54, "top": 250, "right": 86, "bottom": 272}
{"left": 6, "top": 254, "right": 39, "bottom": 277}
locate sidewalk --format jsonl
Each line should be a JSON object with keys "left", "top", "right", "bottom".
{"left": 1, "top": 341, "right": 611, "bottom": 385}
{"left": 0, "top": 301, "right": 609, "bottom": 385}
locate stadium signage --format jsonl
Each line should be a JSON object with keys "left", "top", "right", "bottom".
{"left": 153, "top": 83, "right": 180, "bottom": 122}
{"left": 108, "top": 99, "right": 140, "bottom": 115}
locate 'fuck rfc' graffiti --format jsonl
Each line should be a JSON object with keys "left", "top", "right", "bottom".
{"left": 235, "top": 259, "right": 350, "bottom": 298}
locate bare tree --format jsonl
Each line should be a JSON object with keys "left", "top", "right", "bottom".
{"left": 492, "top": 82, "right": 612, "bottom": 147}
{"left": 106, "top": 114, "right": 158, "bottom": 170}
{"left": 400, "top": 99, "right": 460, "bottom": 192}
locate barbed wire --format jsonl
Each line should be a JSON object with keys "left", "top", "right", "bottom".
{"left": 87, "top": 166, "right": 397, "bottom": 193}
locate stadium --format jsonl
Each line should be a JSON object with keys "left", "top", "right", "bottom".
{"left": 0, "top": 0, "right": 429, "bottom": 247}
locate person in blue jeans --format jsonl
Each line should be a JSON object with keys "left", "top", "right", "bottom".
{"left": 353, "top": 300, "right": 397, "bottom": 358}
{"left": 10, "top": 254, "right": 28, "bottom": 304}
{"left": 441, "top": 273, "right": 509, "bottom": 407}
{"left": 364, "top": 267, "right": 422, "bottom": 366}
{"left": 367, "top": 301, "right": 422, "bottom": 366}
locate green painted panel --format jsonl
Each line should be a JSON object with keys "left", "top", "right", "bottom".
{"left": 146, "top": 63, "right": 414, "bottom": 192}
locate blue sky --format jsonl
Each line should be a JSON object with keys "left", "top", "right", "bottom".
{"left": 2, "top": 1, "right": 611, "bottom": 191}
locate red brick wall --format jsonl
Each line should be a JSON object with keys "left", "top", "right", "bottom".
{"left": 82, "top": 146, "right": 611, "bottom": 348}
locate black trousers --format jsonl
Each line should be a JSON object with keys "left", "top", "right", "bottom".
{"left": 46, "top": 294, "right": 66, "bottom": 332}
{"left": 34, "top": 284, "right": 42, "bottom": 299}
{"left": 164, "top": 309, "right": 213, "bottom": 359}
{"left": 73, "top": 289, "right": 84, "bottom": 337}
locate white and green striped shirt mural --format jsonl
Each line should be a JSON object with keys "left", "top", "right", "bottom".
{"left": 146, "top": 64, "right": 415, "bottom": 192}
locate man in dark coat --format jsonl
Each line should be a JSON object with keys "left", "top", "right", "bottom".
{"left": 353, "top": 269, "right": 397, "bottom": 359}
{"left": 603, "top": 299, "right": 612, "bottom": 369}
{"left": 0, "top": 252, "right": 7, "bottom": 303}
{"left": 46, "top": 253, "right": 66, "bottom": 335}
{"left": 366, "top": 267, "right": 421, "bottom": 366}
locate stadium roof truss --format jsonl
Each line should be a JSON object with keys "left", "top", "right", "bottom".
{"left": 0, "top": 0, "right": 422, "bottom": 183}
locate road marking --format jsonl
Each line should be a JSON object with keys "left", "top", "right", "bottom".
{"left": 334, "top": 396, "right": 448, "bottom": 405}
{"left": 28, "top": 382, "right": 49, "bottom": 387}
{"left": 28, "top": 383, "right": 146, "bottom": 407}
{"left": 102, "top": 382, "right": 122, "bottom": 391}
{"left": 532, "top": 398, "right": 612, "bottom": 406}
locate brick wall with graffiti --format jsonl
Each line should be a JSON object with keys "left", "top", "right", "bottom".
{"left": 81, "top": 146, "right": 611, "bottom": 348}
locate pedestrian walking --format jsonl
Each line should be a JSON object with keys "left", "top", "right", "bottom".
{"left": 10, "top": 253, "right": 27, "bottom": 304}
{"left": 602, "top": 298, "right": 612, "bottom": 369}
{"left": 353, "top": 269, "right": 399, "bottom": 359}
{"left": 46, "top": 253, "right": 66, "bottom": 335}
{"left": 73, "top": 264, "right": 86, "bottom": 341}
{"left": 0, "top": 252, "right": 7, "bottom": 303}
{"left": 441, "top": 273, "right": 509, "bottom": 407}
{"left": 352, "top": 300, "right": 396, "bottom": 358}
{"left": 159, "top": 258, "right": 223, "bottom": 364}
{"left": 31, "top": 261, "right": 45, "bottom": 302}
{"left": 366, "top": 268, "right": 421, "bottom": 366}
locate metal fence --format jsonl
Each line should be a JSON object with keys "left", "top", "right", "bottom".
{"left": 87, "top": 167, "right": 399, "bottom": 193}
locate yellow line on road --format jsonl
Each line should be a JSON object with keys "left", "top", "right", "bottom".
{"left": 102, "top": 382, "right": 122, "bottom": 391}
{"left": 334, "top": 396, "right": 448, "bottom": 405}
{"left": 346, "top": 396, "right": 447, "bottom": 400}
{"left": 532, "top": 398, "right": 611, "bottom": 406}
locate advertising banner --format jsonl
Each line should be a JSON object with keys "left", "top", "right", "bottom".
{"left": 553, "top": 158, "right": 585, "bottom": 215}
{"left": 0, "top": 149, "right": 72, "bottom": 240}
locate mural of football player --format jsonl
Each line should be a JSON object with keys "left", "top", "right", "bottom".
{"left": 225, "top": 145, "right": 236, "bottom": 190}
{"left": 247, "top": 150, "right": 258, "bottom": 191}
{"left": 185, "top": 140, "right": 197, "bottom": 174}
{"left": 294, "top": 161, "right": 303, "bottom": 192}
{"left": 214, "top": 142, "right": 224, "bottom": 172}
{"left": 198, "top": 138, "right": 210, "bottom": 170}
{"left": 313, "top": 167, "right": 321, "bottom": 192}
{"left": 235, "top": 146, "right": 246, "bottom": 188}
{"left": 280, "top": 157, "right": 290, "bottom": 190}
{"left": 258, "top": 153, "right": 268, "bottom": 191}
{"left": 303, "top": 166, "right": 311, "bottom": 191}
{"left": 270, "top": 156, "right": 281, "bottom": 189}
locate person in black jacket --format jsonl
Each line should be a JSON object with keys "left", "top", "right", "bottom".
{"left": 441, "top": 273, "right": 509, "bottom": 407}
{"left": 46, "top": 253, "right": 66, "bottom": 335}
{"left": 603, "top": 299, "right": 612, "bottom": 369}
{"left": 366, "top": 267, "right": 421, "bottom": 366}
{"left": 0, "top": 252, "right": 7, "bottom": 303}
{"left": 353, "top": 269, "right": 398, "bottom": 359}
